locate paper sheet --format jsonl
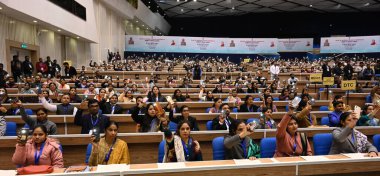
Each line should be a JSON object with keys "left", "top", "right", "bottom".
{"left": 0, "top": 170, "right": 17, "bottom": 176}
{"left": 342, "top": 153, "right": 367, "bottom": 159}
{"left": 301, "top": 156, "right": 329, "bottom": 162}
{"left": 96, "top": 164, "right": 129, "bottom": 172}
{"left": 233, "top": 159, "right": 262, "bottom": 165}
{"left": 157, "top": 162, "right": 186, "bottom": 169}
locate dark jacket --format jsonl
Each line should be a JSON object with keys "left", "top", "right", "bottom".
{"left": 239, "top": 104, "right": 259, "bottom": 112}
{"left": 100, "top": 101, "right": 123, "bottom": 114}
{"left": 212, "top": 116, "right": 235, "bottom": 130}
{"left": 322, "top": 64, "right": 332, "bottom": 77}
{"left": 131, "top": 106, "right": 158, "bottom": 132}
{"left": 74, "top": 110, "right": 110, "bottom": 134}
{"left": 224, "top": 135, "right": 260, "bottom": 159}
{"left": 169, "top": 110, "right": 199, "bottom": 131}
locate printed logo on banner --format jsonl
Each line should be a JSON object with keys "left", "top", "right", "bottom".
{"left": 309, "top": 73, "right": 322, "bottom": 82}
{"left": 341, "top": 80, "right": 357, "bottom": 90}
{"left": 323, "top": 77, "right": 334, "bottom": 86}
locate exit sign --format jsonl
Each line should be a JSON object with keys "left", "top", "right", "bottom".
{"left": 21, "top": 43, "right": 28, "bottom": 49}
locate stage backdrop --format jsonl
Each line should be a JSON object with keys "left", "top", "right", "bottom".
{"left": 278, "top": 38, "right": 314, "bottom": 52}
{"left": 320, "top": 36, "right": 380, "bottom": 53}
{"left": 125, "top": 35, "right": 278, "bottom": 54}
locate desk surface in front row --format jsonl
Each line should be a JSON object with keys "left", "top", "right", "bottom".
{"left": 11, "top": 154, "right": 380, "bottom": 176}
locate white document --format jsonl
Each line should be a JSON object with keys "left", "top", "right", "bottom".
{"left": 157, "top": 162, "right": 186, "bottom": 169}
{"left": 301, "top": 156, "right": 329, "bottom": 162}
{"left": 96, "top": 164, "right": 129, "bottom": 172}
{"left": 233, "top": 159, "right": 262, "bottom": 165}
{"left": 342, "top": 153, "right": 367, "bottom": 159}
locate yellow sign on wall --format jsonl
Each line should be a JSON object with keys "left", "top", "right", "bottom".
{"left": 323, "top": 77, "right": 334, "bottom": 86}
{"left": 309, "top": 73, "right": 322, "bottom": 82}
{"left": 341, "top": 80, "right": 356, "bottom": 90}
{"left": 243, "top": 59, "right": 250, "bottom": 63}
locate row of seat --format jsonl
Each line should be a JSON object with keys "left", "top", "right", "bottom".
{"left": 156, "top": 134, "right": 380, "bottom": 162}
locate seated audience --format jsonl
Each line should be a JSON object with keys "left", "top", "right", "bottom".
{"left": 212, "top": 103, "right": 235, "bottom": 130}
{"left": 75, "top": 99, "right": 110, "bottom": 134}
{"left": 19, "top": 103, "right": 57, "bottom": 135}
{"left": 89, "top": 121, "right": 130, "bottom": 166}
{"left": 257, "top": 107, "right": 277, "bottom": 129}
{"left": 172, "top": 89, "right": 186, "bottom": 102}
{"left": 100, "top": 94, "right": 123, "bottom": 114}
{"left": 0, "top": 115, "right": 6, "bottom": 136}
{"left": 199, "top": 88, "right": 215, "bottom": 101}
{"left": 224, "top": 119, "right": 260, "bottom": 160}
{"left": 329, "top": 111, "right": 378, "bottom": 157}
{"left": 131, "top": 103, "right": 162, "bottom": 132}
{"left": 147, "top": 86, "right": 167, "bottom": 102}
{"left": 295, "top": 100, "right": 317, "bottom": 128}
{"left": 208, "top": 98, "right": 222, "bottom": 113}
{"left": 238, "top": 95, "right": 259, "bottom": 112}
{"left": 275, "top": 103, "right": 312, "bottom": 157}
{"left": 12, "top": 125, "right": 64, "bottom": 168}
{"left": 40, "top": 93, "right": 77, "bottom": 115}
{"left": 329, "top": 101, "right": 345, "bottom": 127}
{"left": 357, "top": 105, "right": 380, "bottom": 126}
{"left": 169, "top": 105, "right": 199, "bottom": 131}
{"left": 258, "top": 95, "right": 278, "bottom": 112}
{"left": 163, "top": 120, "right": 202, "bottom": 162}
{"left": 118, "top": 89, "right": 136, "bottom": 103}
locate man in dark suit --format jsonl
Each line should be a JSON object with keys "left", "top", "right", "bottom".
{"left": 322, "top": 60, "right": 332, "bottom": 78}
{"left": 63, "top": 62, "right": 77, "bottom": 78}
{"left": 100, "top": 94, "right": 123, "bottom": 114}
{"left": 22, "top": 56, "right": 34, "bottom": 77}
{"left": 212, "top": 103, "right": 235, "bottom": 130}
{"left": 11, "top": 55, "right": 22, "bottom": 82}
{"left": 74, "top": 99, "right": 110, "bottom": 134}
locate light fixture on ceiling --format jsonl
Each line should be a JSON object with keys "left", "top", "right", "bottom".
{"left": 181, "top": 8, "right": 184, "bottom": 12}
{"left": 33, "top": 20, "right": 38, "bottom": 23}
{"left": 335, "top": 4, "right": 341, "bottom": 9}
{"left": 232, "top": 6, "right": 235, "bottom": 10}
{"left": 76, "top": 36, "right": 80, "bottom": 39}
{"left": 142, "top": 24, "right": 145, "bottom": 26}
{"left": 309, "top": 4, "right": 313, "bottom": 7}
{"left": 194, "top": 0, "right": 197, "bottom": 2}
{"left": 136, "top": 20, "right": 138, "bottom": 23}
{"left": 206, "top": 8, "right": 209, "bottom": 11}
{"left": 364, "top": 2, "right": 370, "bottom": 6}
{"left": 57, "top": 29, "right": 61, "bottom": 32}
{"left": 177, "top": 0, "right": 179, "bottom": 2}
{"left": 0, "top": 7, "right": 2, "bottom": 10}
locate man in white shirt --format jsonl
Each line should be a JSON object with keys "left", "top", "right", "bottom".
{"left": 270, "top": 62, "right": 280, "bottom": 80}
{"left": 287, "top": 73, "right": 299, "bottom": 89}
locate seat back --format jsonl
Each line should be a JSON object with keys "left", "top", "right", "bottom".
{"left": 169, "top": 122, "right": 177, "bottom": 132}
{"left": 254, "top": 98, "right": 260, "bottom": 101}
{"left": 212, "top": 136, "right": 225, "bottom": 160}
{"left": 319, "top": 106, "right": 329, "bottom": 111}
{"left": 273, "top": 97, "right": 279, "bottom": 101}
{"left": 232, "top": 108, "right": 238, "bottom": 113}
{"left": 260, "top": 137, "right": 276, "bottom": 158}
{"left": 5, "top": 122, "right": 17, "bottom": 136}
{"left": 373, "top": 134, "right": 380, "bottom": 152}
{"left": 206, "top": 121, "right": 213, "bottom": 130}
{"left": 366, "top": 95, "right": 372, "bottom": 103}
{"left": 85, "top": 143, "right": 92, "bottom": 164}
{"left": 158, "top": 140, "right": 166, "bottom": 163}
{"left": 313, "top": 133, "right": 333, "bottom": 155}
{"left": 320, "top": 117, "right": 330, "bottom": 126}
{"left": 25, "top": 109, "right": 33, "bottom": 115}
{"left": 205, "top": 107, "right": 211, "bottom": 113}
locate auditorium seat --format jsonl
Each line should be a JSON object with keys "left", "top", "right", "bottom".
{"left": 25, "top": 109, "right": 33, "bottom": 115}
{"left": 273, "top": 97, "right": 279, "bottom": 101}
{"left": 205, "top": 107, "right": 211, "bottom": 113}
{"left": 373, "top": 134, "right": 380, "bottom": 151}
{"left": 206, "top": 121, "right": 213, "bottom": 130}
{"left": 212, "top": 136, "right": 225, "bottom": 160}
{"left": 232, "top": 108, "right": 238, "bottom": 113}
{"left": 169, "top": 122, "right": 177, "bottom": 132}
{"left": 158, "top": 140, "right": 166, "bottom": 163}
{"left": 366, "top": 95, "right": 372, "bottom": 103}
{"left": 5, "top": 122, "right": 17, "bottom": 136}
{"left": 319, "top": 106, "right": 329, "bottom": 111}
{"left": 313, "top": 133, "right": 333, "bottom": 155}
{"left": 85, "top": 143, "right": 92, "bottom": 164}
{"left": 320, "top": 117, "right": 330, "bottom": 126}
{"left": 260, "top": 137, "right": 276, "bottom": 158}
{"left": 254, "top": 98, "right": 260, "bottom": 101}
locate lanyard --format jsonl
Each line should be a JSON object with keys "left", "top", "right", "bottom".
{"left": 266, "top": 120, "right": 273, "bottom": 129}
{"left": 104, "top": 139, "right": 117, "bottom": 163}
{"left": 225, "top": 118, "right": 231, "bottom": 130}
{"left": 34, "top": 142, "right": 46, "bottom": 165}
{"left": 351, "top": 132, "right": 355, "bottom": 144}
{"left": 308, "top": 114, "right": 313, "bottom": 124}
{"left": 91, "top": 115, "right": 99, "bottom": 127}
{"left": 181, "top": 138, "right": 192, "bottom": 160}
{"left": 248, "top": 105, "right": 253, "bottom": 112}
{"left": 241, "top": 140, "right": 247, "bottom": 158}
{"left": 292, "top": 136, "right": 297, "bottom": 156}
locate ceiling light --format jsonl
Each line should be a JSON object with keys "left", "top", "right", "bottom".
{"left": 9, "top": 20, "right": 15, "bottom": 24}
{"left": 232, "top": 6, "right": 235, "bottom": 10}
{"left": 0, "top": 7, "right": 2, "bottom": 10}
{"left": 206, "top": 8, "right": 209, "bottom": 11}
{"left": 364, "top": 2, "right": 370, "bottom": 6}
{"left": 177, "top": 0, "right": 179, "bottom": 2}
{"left": 57, "top": 29, "right": 61, "bottom": 32}
{"left": 136, "top": 20, "right": 138, "bottom": 23}
{"left": 181, "top": 8, "right": 184, "bottom": 12}
{"left": 309, "top": 4, "right": 313, "bottom": 7}
{"left": 194, "top": 0, "right": 197, "bottom": 2}
{"left": 76, "top": 36, "right": 80, "bottom": 39}
{"left": 33, "top": 20, "right": 37, "bottom": 23}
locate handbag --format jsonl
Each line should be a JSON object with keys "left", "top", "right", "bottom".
{"left": 17, "top": 165, "right": 54, "bottom": 175}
